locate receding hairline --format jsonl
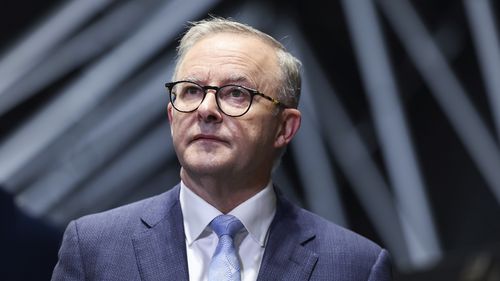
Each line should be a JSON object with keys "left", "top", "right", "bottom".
{"left": 173, "top": 18, "right": 286, "bottom": 77}
{"left": 180, "top": 17, "right": 286, "bottom": 51}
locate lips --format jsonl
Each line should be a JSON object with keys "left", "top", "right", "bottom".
{"left": 191, "top": 134, "right": 227, "bottom": 144}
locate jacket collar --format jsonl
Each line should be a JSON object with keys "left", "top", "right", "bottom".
{"left": 132, "top": 185, "right": 189, "bottom": 281}
{"left": 256, "top": 187, "right": 319, "bottom": 281}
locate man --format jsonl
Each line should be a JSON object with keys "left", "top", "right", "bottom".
{"left": 52, "top": 17, "right": 392, "bottom": 281}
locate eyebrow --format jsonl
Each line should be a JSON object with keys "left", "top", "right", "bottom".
{"left": 181, "top": 76, "right": 201, "bottom": 83}
{"left": 224, "top": 75, "right": 256, "bottom": 89}
{"left": 225, "top": 74, "right": 247, "bottom": 83}
{"left": 179, "top": 75, "right": 256, "bottom": 89}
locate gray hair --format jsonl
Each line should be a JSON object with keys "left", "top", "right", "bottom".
{"left": 173, "top": 17, "right": 302, "bottom": 108}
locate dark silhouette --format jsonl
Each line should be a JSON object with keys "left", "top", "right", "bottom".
{"left": 0, "top": 187, "right": 62, "bottom": 281}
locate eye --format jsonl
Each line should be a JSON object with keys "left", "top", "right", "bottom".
{"left": 220, "top": 86, "right": 249, "bottom": 100}
{"left": 184, "top": 86, "right": 202, "bottom": 95}
{"left": 177, "top": 82, "right": 203, "bottom": 100}
{"left": 229, "top": 88, "right": 245, "bottom": 98}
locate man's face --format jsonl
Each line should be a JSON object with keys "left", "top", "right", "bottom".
{"left": 168, "top": 33, "right": 291, "bottom": 180}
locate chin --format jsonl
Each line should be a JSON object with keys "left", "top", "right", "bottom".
{"left": 182, "top": 153, "right": 233, "bottom": 173}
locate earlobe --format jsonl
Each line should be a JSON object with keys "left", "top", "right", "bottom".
{"left": 276, "top": 135, "right": 286, "bottom": 147}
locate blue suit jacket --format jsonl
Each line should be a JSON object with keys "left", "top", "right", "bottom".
{"left": 51, "top": 185, "right": 392, "bottom": 280}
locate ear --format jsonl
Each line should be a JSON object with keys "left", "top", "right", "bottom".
{"left": 274, "top": 108, "right": 301, "bottom": 148}
{"left": 167, "top": 103, "right": 174, "bottom": 135}
{"left": 167, "top": 103, "right": 174, "bottom": 124}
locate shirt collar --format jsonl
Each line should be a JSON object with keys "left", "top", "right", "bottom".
{"left": 179, "top": 181, "right": 276, "bottom": 247}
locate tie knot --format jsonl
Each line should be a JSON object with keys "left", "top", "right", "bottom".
{"left": 210, "top": 215, "right": 244, "bottom": 238}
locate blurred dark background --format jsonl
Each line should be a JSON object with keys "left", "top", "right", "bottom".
{"left": 1, "top": 0, "right": 499, "bottom": 280}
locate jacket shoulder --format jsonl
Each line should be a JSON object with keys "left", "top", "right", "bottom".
{"left": 73, "top": 185, "right": 179, "bottom": 237}
{"left": 301, "top": 207, "right": 382, "bottom": 252}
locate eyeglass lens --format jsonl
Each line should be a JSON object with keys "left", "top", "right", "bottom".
{"left": 170, "top": 81, "right": 253, "bottom": 116}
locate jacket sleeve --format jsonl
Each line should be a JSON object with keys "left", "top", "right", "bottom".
{"left": 367, "top": 249, "right": 393, "bottom": 281}
{"left": 51, "top": 220, "right": 86, "bottom": 281}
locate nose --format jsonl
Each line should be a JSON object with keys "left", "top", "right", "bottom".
{"left": 197, "top": 90, "right": 222, "bottom": 122}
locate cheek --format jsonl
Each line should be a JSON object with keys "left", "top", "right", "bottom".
{"left": 232, "top": 119, "right": 276, "bottom": 149}
{"left": 170, "top": 115, "right": 191, "bottom": 146}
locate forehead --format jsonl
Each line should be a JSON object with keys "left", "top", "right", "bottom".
{"left": 176, "top": 33, "right": 279, "bottom": 87}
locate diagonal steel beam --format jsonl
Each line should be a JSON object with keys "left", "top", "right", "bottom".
{"left": 341, "top": 0, "right": 441, "bottom": 268}
{"left": 0, "top": 0, "right": 162, "bottom": 117}
{"left": 464, "top": 0, "right": 500, "bottom": 140}
{"left": 15, "top": 53, "right": 175, "bottom": 216}
{"left": 0, "top": 0, "right": 114, "bottom": 115}
{"left": 377, "top": 0, "right": 500, "bottom": 204}
{"left": 45, "top": 121, "right": 174, "bottom": 225}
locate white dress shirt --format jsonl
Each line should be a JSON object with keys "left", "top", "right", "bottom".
{"left": 179, "top": 181, "right": 276, "bottom": 281}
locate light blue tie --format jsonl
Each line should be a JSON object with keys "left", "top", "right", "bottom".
{"left": 208, "top": 215, "right": 244, "bottom": 281}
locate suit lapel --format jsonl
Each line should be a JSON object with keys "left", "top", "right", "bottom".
{"left": 132, "top": 185, "right": 189, "bottom": 281}
{"left": 257, "top": 190, "right": 318, "bottom": 281}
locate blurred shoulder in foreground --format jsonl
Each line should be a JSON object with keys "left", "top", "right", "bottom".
{"left": 0, "top": 187, "right": 62, "bottom": 281}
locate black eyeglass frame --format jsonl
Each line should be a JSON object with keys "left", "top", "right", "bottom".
{"left": 165, "top": 80, "right": 288, "bottom": 117}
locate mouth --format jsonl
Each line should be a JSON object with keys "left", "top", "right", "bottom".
{"left": 191, "top": 134, "right": 228, "bottom": 144}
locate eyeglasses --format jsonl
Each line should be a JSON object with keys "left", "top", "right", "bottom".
{"left": 165, "top": 80, "right": 287, "bottom": 117}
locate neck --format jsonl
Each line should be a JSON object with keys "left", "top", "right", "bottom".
{"left": 180, "top": 167, "right": 270, "bottom": 213}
